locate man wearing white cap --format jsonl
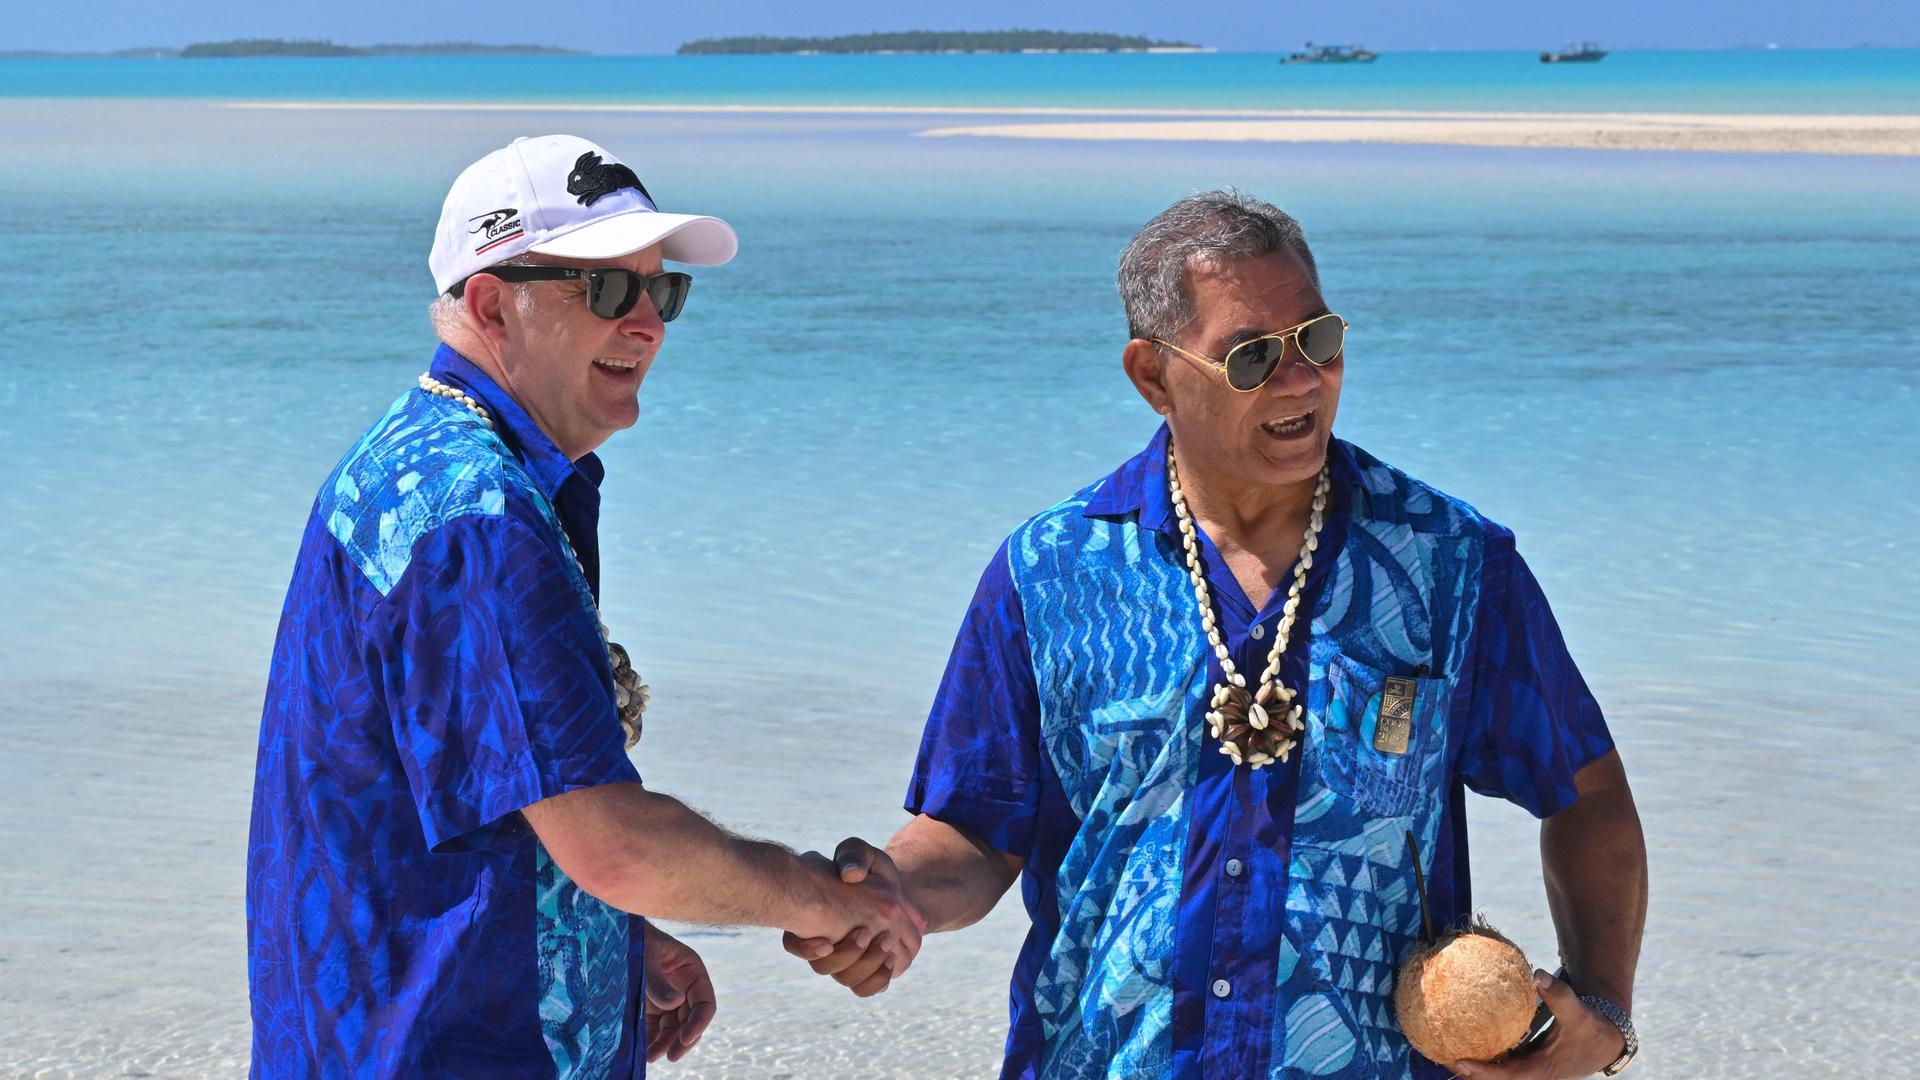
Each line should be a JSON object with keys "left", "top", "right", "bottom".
{"left": 246, "top": 135, "right": 924, "bottom": 1079}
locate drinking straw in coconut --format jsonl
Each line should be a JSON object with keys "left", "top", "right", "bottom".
{"left": 1405, "top": 830, "right": 1436, "bottom": 944}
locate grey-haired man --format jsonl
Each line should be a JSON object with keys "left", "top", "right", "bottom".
{"left": 789, "top": 190, "right": 1646, "bottom": 1080}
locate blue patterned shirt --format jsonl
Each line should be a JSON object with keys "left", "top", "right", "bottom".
{"left": 248, "top": 346, "right": 647, "bottom": 1079}
{"left": 908, "top": 427, "right": 1613, "bottom": 1080}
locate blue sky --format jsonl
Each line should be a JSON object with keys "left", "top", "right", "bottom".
{"left": 11, "top": 0, "right": 1919, "bottom": 53}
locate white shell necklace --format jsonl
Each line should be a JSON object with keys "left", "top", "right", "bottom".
{"left": 1166, "top": 445, "right": 1329, "bottom": 770}
{"left": 417, "top": 372, "right": 648, "bottom": 749}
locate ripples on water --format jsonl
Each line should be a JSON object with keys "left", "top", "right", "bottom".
{"left": 1, "top": 101, "right": 1915, "bottom": 1077}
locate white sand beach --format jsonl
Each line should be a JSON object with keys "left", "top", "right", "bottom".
{"left": 228, "top": 101, "right": 1920, "bottom": 156}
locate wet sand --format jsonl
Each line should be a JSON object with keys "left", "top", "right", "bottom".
{"left": 6, "top": 667, "right": 1919, "bottom": 1078}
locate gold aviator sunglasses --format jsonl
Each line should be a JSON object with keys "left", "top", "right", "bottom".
{"left": 1153, "top": 313, "right": 1348, "bottom": 392}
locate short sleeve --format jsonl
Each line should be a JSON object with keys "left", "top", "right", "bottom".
{"left": 379, "top": 512, "right": 640, "bottom": 853}
{"left": 905, "top": 541, "right": 1043, "bottom": 857}
{"left": 1457, "top": 532, "right": 1615, "bottom": 818}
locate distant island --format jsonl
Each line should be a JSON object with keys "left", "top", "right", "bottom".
{"left": 178, "top": 39, "right": 581, "bottom": 58}
{"left": 677, "top": 30, "right": 1207, "bottom": 55}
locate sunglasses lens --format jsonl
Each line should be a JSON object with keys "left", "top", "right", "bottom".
{"left": 1298, "top": 316, "right": 1344, "bottom": 366}
{"left": 581, "top": 270, "right": 690, "bottom": 321}
{"left": 1225, "top": 338, "right": 1284, "bottom": 391}
{"left": 647, "top": 273, "right": 690, "bottom": 322}
{"left": 588, "top": 270, "right": 638, "bottom": 320}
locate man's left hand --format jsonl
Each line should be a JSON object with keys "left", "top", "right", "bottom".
{"left": 643, "top": 924, "right": 717, "bottom": 1063}
{"left": 1454, "top": 970, "right": 1626, "bottom": 1079}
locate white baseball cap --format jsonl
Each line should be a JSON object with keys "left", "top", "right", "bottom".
{"left": 429, "top": 134, "right": 738, "bottom": 295}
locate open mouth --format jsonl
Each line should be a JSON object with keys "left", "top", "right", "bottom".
{"left": 1260, "top": 411, "right": 1316, "bottom": 439}
{"left": 592, "top": 357, "right": 641, "bottom": 377}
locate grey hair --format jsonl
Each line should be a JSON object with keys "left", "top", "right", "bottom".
{"left": 1117, "top": 189, "right": 1320, "bottom": 343}
{"left": 426, "top": 254, "right": 543, "bottom": 337}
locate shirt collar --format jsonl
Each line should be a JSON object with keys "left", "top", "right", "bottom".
{"left": 427, "top": 344, "right": 603, "bottom": 500}
{"left": 1081, "top": 423, "right": 1356, "bottom": 539}
{"left": 1082, "top": 423, "right": 1177, "bottom": 533}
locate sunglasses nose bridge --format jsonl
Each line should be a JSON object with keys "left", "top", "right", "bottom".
{"left": 1246, "top": 331, "right": 1347, "bottom": 389}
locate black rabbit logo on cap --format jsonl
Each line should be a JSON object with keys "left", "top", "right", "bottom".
{"left": 566, "top": 152, "right": 654, "bottom": 208}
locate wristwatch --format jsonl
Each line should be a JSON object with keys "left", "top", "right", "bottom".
{"left": 1578, "top": 993, "right": 1638, "bottom": 1076}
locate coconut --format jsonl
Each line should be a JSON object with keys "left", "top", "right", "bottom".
{"left": 1393, "top": 923, "right": 1537, "bottom": 1065}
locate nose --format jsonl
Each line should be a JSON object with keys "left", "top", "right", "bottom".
{"left": 1265, "top": 345, "right": 1328, "bottom": 394}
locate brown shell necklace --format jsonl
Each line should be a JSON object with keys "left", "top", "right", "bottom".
{"left": 1166, "top": 445, "right": 1329, "bottom": 770}
{"left": 418, "top": 372, "right": 648, "bottom": 749}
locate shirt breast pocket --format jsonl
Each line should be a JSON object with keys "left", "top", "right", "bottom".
{"left": 1313, "top": 652, "right": 1450, "bottom": 819}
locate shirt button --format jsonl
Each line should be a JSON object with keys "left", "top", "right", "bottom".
{"left": 1225, "top": 858, "right": 1244, "bottom": 878}
{"left": 1249, "top": 624, "right": 1266, "bottom": 640}
{"left": 1212, "top": 979, "right": 1232, "bottom": 999}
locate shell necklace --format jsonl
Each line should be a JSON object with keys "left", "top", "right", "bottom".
{"left": 1167, "top": 446, "right": 1329, "bottom": 770}
{"left": 418, "top": 372, "right": 648, "bottom": 750}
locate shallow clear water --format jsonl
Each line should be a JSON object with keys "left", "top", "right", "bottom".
{"left": 0, "top": 96, "right": 1916, "bottom": 1077}
{"left": 3, "top": 48, "right": 1919, "bottom": 113}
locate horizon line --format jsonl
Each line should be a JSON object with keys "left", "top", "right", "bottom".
{"left": 7, "top": 42, "right": 1920, "bottom": 57}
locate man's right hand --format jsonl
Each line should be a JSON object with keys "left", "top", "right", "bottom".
{"left": 785, "top": 816, "right": 1024, "bottom": 998}
{"left": 787, "top": 837, "right": 925, "bottom": 985}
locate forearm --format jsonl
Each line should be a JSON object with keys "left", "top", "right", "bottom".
{"left": 525, "top": 783, "right": 833, "bottom": 934}
{"left": 621, "top": 803, "right": 826, "bottom": 930}
{"left": 1540, "top": 752, "right": 1648, "bottom": 1010}
{"left": 886, "top": 814, "right": 1021, "bottom": 933}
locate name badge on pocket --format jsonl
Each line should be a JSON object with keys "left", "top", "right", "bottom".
{"left": 1374, "top": 677, "right": 1416, "bottom": 756}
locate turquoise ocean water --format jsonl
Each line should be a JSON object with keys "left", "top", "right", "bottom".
{"left": 4, "top": 48, "right": 1920, "bottom": 112}
{"left": 1, "top": 53, "right": 1916, "bottom": 1077}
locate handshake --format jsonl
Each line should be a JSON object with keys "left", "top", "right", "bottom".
{"left": 782, "top": 837, "right": 927, "bottom": 998}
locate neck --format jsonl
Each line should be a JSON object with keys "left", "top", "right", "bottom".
{"left": 437, "top": 332, "right": 595, "bottom": 461}
{"left": 439, "top": 328, "right": 512, "bottom": 398}
{"left": 1169, "top": 437, "right": 1319, "bottom": 551}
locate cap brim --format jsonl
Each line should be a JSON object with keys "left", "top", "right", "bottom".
{"left": 529, "top": 210, "right": 738, "bottom": 266}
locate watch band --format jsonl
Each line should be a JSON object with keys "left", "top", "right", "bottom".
{"left": 1578, "top": 993, "right": 1638, "bottom": 1075}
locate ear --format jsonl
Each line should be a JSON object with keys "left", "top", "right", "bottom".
{"left": 462, "top": 274, "right": 515, "bottom": 354}
{"left": 1123, "top": 338, "right": 1176, "bottom": 417}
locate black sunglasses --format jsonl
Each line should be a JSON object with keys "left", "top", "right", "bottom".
{"left": 451, "top": 267, "right": 692, "bottom": 322}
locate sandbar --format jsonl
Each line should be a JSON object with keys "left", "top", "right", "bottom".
{"left": 918, "top": 111, "right": 1920, "bottom": 156}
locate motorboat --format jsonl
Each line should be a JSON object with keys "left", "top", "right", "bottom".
{"left": 1284, "top": 42, "right": 1379, "bottom": 64}
{"left": 1540, "top": 41, "right": 1608, "bottom": 63}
